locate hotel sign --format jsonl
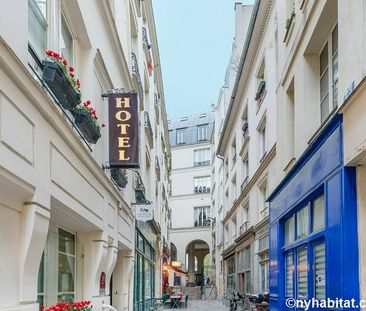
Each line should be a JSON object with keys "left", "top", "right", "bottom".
{"left": 109, "top": 93, "right": 139, "bottom": 168}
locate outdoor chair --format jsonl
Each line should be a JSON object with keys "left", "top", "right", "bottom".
{"left": 180, "top": 295, "right": 189, "bottom": 309}
{"left": 155, "top": 294, "right": 171, "bottom": 310}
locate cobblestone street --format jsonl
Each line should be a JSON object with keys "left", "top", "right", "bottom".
{"left": 185, "top": 300, "right": 227, "bottom": 311}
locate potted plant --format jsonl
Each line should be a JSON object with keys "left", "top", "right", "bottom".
{"left": 42, "top": 50, "right": 81, "bottom": 110}
{"left": 111, "top": 168, "right": 128, "bottom": 188}
{"left": 44, "top": 301, "right": 93, "bottom": 311}
{"left": 74, "top": 101, "right": 105, "bottom": 144}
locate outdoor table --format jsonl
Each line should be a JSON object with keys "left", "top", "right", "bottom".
{"left": 170, "top": 294, "right": 182, "bottom": 309}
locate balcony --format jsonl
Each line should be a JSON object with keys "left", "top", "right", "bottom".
{"left": 155, "top": 156, "right": 161, "bottom": 181}
{"left": 131, "top": 53, "right": 144, "bottom": 110}
{"left": 194, "top": 186, "right": 211, "bottom": 194}
{"left": 144, "top": 111, "right": 154, "bottom": 148}
{"left": 194, "top": 219, "right": 211, "bottom": 227}
{"left": 194, "top": 160, "right": 210, "bottom": 167}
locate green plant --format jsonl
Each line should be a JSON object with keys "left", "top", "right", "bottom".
{"left": 76, "top": 101, "right": 106, "bottom": 134}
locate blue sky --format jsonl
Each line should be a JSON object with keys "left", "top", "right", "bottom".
{"left": 152, "top": 1, "right": 254, "bottom": 119}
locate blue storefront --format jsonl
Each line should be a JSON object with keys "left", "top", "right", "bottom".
{"left": 268, "top": 115, "right": 359, "bottom": 310}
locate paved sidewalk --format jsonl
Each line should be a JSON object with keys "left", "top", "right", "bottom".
{"left": 185, "top": 300, "right": 227, "bottom": 311}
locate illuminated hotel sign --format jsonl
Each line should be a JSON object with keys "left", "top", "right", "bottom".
{"left": 109, "top": 92, "right": 140, "bottom": 168}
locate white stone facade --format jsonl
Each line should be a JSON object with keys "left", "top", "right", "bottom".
{"left": 0, "top": 1, "right": 170, "bottom": 311}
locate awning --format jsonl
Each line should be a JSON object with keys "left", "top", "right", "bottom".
{"left": 164, "top": 264, "right": 188, "bottom": 275}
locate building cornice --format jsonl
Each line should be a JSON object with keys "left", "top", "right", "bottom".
{"left": 222, "top": 144, "right": 276, "bottom": 224}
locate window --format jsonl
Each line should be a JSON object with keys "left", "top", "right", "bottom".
{"left": 231, "top": 139, "right": 237, "bottom": 164}
{"left": 231, "top": 175, "right": 237, "bottom": 203}
{"left": 296, "top": 206, "right": 309, "bottom": 239}
{"left": 226, "top": 256, "right": 236, "bottom": 294}
{"left": 232, "top": 216, "right": 237, "bottom": 239}
{"left": 197, "top": 125, "right": 208, "bottom": 141}
{"left": 58, "top": 229, "right": 76, "bottom": 301}
{"left": 194, "top": 148, "right": 210, "bottom": 166}
{"left": 285, "top": 252, "right": 294, "bottom": 297}
{"left": 258, "top": 118, "right": 267, "bottom": 160}
{"left": 312, "top": 194, "right": 325, "bottom": 232}
{"left": 259, "top": 181, "right": 268, "bottom": 218}
{"left": 28, "top": 0, "right": 48, "bottom": 57}
{"left": 320, "top": 25, "right": 338, "bottom": 123}
{"left": 297, "top": 247, "right": 308, "bottom": 298}
{"left": 314, "top": 243, "right": 326, "bottom": 299}
{"left": 258, "top": 235, "right": 269, "bottom": 292}
{"left": 176, "top": 128, "right": 186, "bottom": 144}
{"left": 238, "top": 246, "right": 251, "bottom": 293}
{"left": 37, "top": 228, "right": 76, "bottom": 307}
{"left": 260, "top": 260, "right": 269, "bottom": 293}
{"left": 60, "top": 13, "right": 73, "bottom": 64}
{"left": 194, "top": 206, "right": 211, "bottom": 227}
{"left": 225, "top": 224, "right": 229, "bottom": 245}
{"left": 283, "top": 193, "right": 326, "bottom": 301}
{"left": 194, "top": 176, "right": 211, "bottom": 193}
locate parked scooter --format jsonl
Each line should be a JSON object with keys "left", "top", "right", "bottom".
{"left": 229, "top": 292, "right": 241, "bottom": 311}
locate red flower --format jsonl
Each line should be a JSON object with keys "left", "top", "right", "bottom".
{"left": 45, "top": 50, "right": 53, "bottom": 57}
{"left": 102, "top": 124, "right": 106, "bottom": 128}
{"left": 69, "top": 66, "right": 75, "bottom": 72}
{"left": 95, "top": 116, "right": 98, "bottom": 120}
{"left": 86, "top": 100, "right": 91, "bottom": 106}
{"left": 70, "top": 72, "right": 74, "bottom": 78}
{"left": 63, "top": 59, "right": 68, "bottom": 66}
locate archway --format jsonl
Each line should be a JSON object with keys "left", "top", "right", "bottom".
{"left": 185, "top": 240, "right": 210, "bottom": 286}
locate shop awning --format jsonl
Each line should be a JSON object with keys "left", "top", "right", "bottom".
{"left": 164, "top": 264, "right": 188, "bottom": 275}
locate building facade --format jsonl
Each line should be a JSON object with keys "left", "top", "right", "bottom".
{"left": 213, "top": 0, "right": 275, "bottom": 302}
{"left": 0, "top": 1, "right": 170, "bottom": 311}
{"left": 168, "top": 113, "right": 214, "bottom": 290}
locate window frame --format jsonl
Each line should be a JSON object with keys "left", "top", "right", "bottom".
{"left": 282, "top": 191, "right": 326, "bottom": 301}
{"left": 176, "top": 128, "right": 186, "bottom": 145}
{"left": 193, "top": 206, "right": 211, "bottom": 227}
{"left": 197, "top": 124, "right": 209, "bottom": 141}
{"left": 319, "top": 23, "right": 338, "bottom": 123}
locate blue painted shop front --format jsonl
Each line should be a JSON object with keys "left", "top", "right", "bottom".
{"left": 268, "top": 115, "right": 359, "bottom": 310}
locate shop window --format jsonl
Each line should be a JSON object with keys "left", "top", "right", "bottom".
{"left": 226, "top": 256, "right": 236, "bottom": 295}
{"left": 283, "top": 192, "right": 326, "bottom": 301}
{"left": 259, "top": 259, "right": 269, "bottom": 293}
{"left": 314, "top": 243, "right": 326, "bottom": 299}
{"left": 285, "top": 252, "right": 294, "bottom": 297}
{"left": 297, "top": 247, "right": 308, "bottom": 298}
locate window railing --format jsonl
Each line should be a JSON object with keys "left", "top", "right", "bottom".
{"left": 194, "top": 186, "right": 211, "bottom": 193}
{"left": 131, "top": 53, "right": 143, "bottom": 102}
{"left": 194, "top": 219, "right": 211, "bottom": 227}
{"left": 144, "top": 111, "right": 153, "bottom": 147}
{"left": 194, "top": 160, "right": 210, "bottom": 167}
{"left": 27, "top": 44, "right": 92, "bottom": 151}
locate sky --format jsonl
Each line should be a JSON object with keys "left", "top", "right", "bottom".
{"left": 152, "top": 0, "right": 254, "bottom": 120}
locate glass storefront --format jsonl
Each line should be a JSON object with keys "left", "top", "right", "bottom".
{"left": 134, "top": 228, "right": 155, "bottom": 311}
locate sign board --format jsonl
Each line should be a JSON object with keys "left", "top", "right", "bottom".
{"left": 108, "top": 93, "right": 139, "bottom": 168}
{"left": 135, "top": 204, "right": 153, "bottom": 222}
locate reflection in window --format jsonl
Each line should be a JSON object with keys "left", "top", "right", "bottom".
{"left": 285, "top": 216, "right": 295, "bottom": 245}
{"left": 61, "top": 14, "right": 73, "bottom": 64}
{"left": 28, "top": 0, "right": 47, "bottom": 57}
{"left": 296, "top": 206, "right": 309, "bottom": 239}
{"left": 312, "top": 194, "right": 325, "bottom": 232}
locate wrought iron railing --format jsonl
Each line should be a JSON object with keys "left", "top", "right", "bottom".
{"left": 240, "top": 221, "right": 249, "bottom": 235}
{"left": 131, "top": 53, "right": 143, "bottom": 98}
{"left": 27, "top": 44, "right": 92, "bottom": 151}
{"left": 144, "top": 111, "right": 153, "bottom": 146}
{"left": 142, "top": 27, "right": 149, "bottom": 47}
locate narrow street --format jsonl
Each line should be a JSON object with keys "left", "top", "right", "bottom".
{"left": 185, "top": 300, "right": 226, "bottom": 311}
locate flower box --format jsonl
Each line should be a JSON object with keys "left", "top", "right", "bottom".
{"left": 111, "top": 168, "right": 128, "bottom": 188}
{"left": 42, "top": 60, "right": 80, "bottom": 110}
{"left": 74, "top": 108, "right": 101, "bottom": 144}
